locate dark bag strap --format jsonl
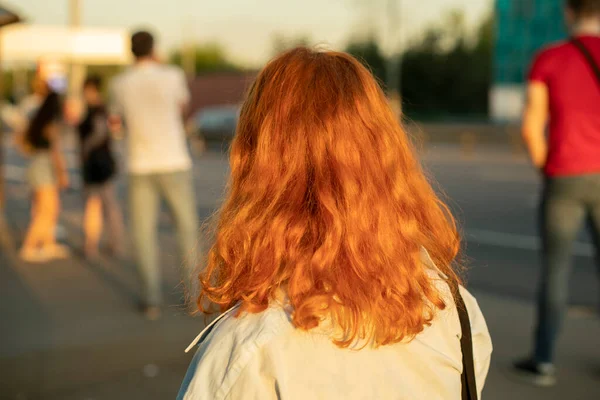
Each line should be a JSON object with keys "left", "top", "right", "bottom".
{"left": 449, "top": 281, "right": 478, "bottom": 400}
{"left": 571, "top": 37, "right": 600, "bottom": 86}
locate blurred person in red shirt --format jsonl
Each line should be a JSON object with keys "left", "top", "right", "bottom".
{"left": 514, "top": 0, "right": 600, "bottom": 387}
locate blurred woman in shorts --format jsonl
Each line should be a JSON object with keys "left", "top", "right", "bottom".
{"left": 17, "top": 82, "right": 70, "bottom": 262}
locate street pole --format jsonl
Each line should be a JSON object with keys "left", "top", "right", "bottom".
{"left": 0, "top": 29, "right": 4, "bottom": 212}
{"left": 385, "top": 0, "right": 403, "bottom": 118}
{"left": 69, "top": 0, "right": 85, "bottom": 95}
{"left": 396, "top": 0, "right": 403, "bottom": 98}
{"left": 386, "top": 0, "right": 399, "bottom": 95}
{"left": 13, "top": 67, "right": 27, "bottom": 102}
{"left": 182, "top": 22, "right": 196, "bottom": 79}
{"left": 182, "top": 43, "right": 196, "bottom": 79}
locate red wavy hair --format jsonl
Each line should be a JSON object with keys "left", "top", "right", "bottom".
{"left": 199, "top": 47, "right": 461, "bottom": 347}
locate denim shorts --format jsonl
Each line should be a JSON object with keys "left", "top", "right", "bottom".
{"left": 27, "top": 152, "right": 56, "bottom": 189}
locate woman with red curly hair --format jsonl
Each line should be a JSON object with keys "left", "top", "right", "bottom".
{"left": 179, "top": 48, "right": 492, "bottom": 399}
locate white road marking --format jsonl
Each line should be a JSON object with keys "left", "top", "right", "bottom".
{"left": 467, "top": 229, "right": 595, "bottom": 257}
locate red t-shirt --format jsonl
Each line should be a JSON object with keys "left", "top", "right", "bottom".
{"left": 528, "top": 35, "right": 600, "bottom": 177}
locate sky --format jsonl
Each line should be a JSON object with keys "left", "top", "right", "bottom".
{"left": 6, "top": 0, "right": 493, "bottom": 67}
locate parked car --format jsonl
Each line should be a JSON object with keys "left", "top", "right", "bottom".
{"left": 193, "top": 105, "right": 240, "bottom": 142}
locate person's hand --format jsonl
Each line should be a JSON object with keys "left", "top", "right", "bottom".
{"left": 191, "top": 137, "right": 207, "bottom": 156}
{"left": 58, "top": 171, "right": 70, "bottom": 190}
{"left": 108, "top": 115, "right": 123, "bottom": 136}
{"left": 184, "top": 117, "right": 196, "bottom": 137}
{"left": 14, "top": 130, "right": 32, "bottom": 157}
{"left": 64, "top": 96, "right": 84, "bottom": 126}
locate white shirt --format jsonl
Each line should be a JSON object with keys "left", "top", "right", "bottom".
{"left": 178, "top": 262, "right": 493, "bottom": 399}
{"left": 111, "top": 62, "right": 192, "bottom": 174}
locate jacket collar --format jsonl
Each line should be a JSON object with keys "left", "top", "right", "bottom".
{"left": 185, "top": 304, "right": 240, "bottom": 353}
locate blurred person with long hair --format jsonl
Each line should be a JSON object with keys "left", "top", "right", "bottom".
{"left": 76, "top": 75, "right": 124, "bottom": 258}
{"left": 110, "top": 31, "right": 199, "bottom": 320}
{"left": 514, "top": 0, "right": 600, "bottom": 386}
{"left": 16, "top": 80, "right": 70, "bottom": 262}
{"left": 178, "top": 48, "right": 492, "bottom": 400}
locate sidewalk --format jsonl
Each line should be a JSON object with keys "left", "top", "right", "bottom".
{"left": 477, "top": 294, "right": 600, "bottom": 400}
{"left": 0, "top": 190, "right": 207, "bottom": 399}
{"left": 1, "top": 176, "right": 599, "bottom": 399}
{"left": 32, "top": 294, "right": 600, "bottom": 400}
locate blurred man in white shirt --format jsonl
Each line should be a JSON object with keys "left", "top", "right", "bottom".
{"left": 110, "top": 31, "right": 198, "bottom": 319}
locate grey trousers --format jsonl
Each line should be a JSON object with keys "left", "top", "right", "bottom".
{"left": 129, "top": 170, "right": 199, "bottom": 306}
{"left": 535, "top": 174, "right": 600, "bottom": 363}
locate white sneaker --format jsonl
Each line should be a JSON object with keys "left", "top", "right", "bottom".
{"left": 40, "top": 244, "right": 71, "bottom": 260}
{"left": 19, "top": 248, "right": 50, "bottom": 263}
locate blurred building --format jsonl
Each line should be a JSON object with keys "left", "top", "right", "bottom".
{"left": 188, "top": 72, "right": 256, "bottom": 115}
{"left": 491, "top": 0, "right": 566, "bottom": 121}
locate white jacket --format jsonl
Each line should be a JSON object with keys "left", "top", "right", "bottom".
{"left": 179, "top": 273, "right": 492, "bottom": 400}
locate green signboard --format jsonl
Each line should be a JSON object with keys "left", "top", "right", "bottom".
{"left": 495, "top": 0, "right": 566, "bottom": 84}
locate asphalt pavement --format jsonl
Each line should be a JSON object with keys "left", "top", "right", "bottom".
{"left": 0, "top": 136, "right": 598, "bottom": 399}
{"left": 425, "top": 145, "right": 599, "bottom": 307}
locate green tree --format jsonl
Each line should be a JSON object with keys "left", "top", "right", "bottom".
{"left": 170, "top": 43, "right": 240, "bottom": 74}
{"left": 86, "top": 65, "right": 125, "bottom": 94}
{"left": 345, "top": 39, "right": 387, "bottom": 89}
{"left": 399, "top": 11, "right": 494, "bottom": 119}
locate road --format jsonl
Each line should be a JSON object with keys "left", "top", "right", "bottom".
{"left": 1, "top": 135, "right": 598, "bottom": 399}
{"left": 424, "top": 145, "right": 598, "bottom": 307}
{"left": 6, "top": 134, "right": 594, "bottom": 305}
